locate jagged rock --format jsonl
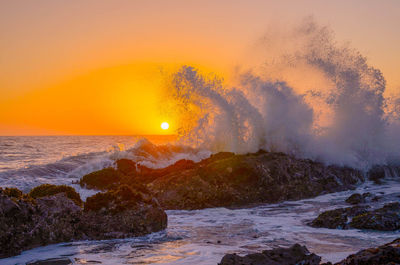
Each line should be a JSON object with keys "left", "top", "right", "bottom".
{"left": 311, "top": 202, "right": 400, "bottom": 231}
{"left": 334, "top": 238, "right": 400, "bottom": 265}
{"left": 149, "top": 152, "right": 363, "bottom": 209}
{"left": 218, "top": 244, "right": 321, "bottom": 265}
{"left": 350, "top": 202, "right": 400, "bottom": 231}
{"left": 0, "top": 185, "right": 167, "bottom": 258}
{"left": 80, "top": 151, "right": 363, "bottom": 210}
{"left": 310, "top": 206, "right": 369, "bottom": 229}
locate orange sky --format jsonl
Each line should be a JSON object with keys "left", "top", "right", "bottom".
{"left": 1, "top": 0, "right": 399, "bottom": 135}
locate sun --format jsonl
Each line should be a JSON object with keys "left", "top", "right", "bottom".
{"left": 161, "top": 122, "right": 169, "bottom": 130}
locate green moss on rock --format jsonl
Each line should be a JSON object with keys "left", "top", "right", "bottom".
{"left": 29, "top": 184, "right": 82, "bottom": 207}
{"left": 84, "top": 185, "right": 144, "bottom": 213}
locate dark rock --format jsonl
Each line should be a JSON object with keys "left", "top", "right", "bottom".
{"left": 311, "top": 202, "right": 400, "bottom": 231}
{"left": 218, "top": 243, "right": 321, "bottom": 265}
{"left": 368, "top": 166, "right": 386, "bottom": 184}
{"left": 350, "top": 202, "right": 400, "bottom": 231}
{"left": 345, "top": 193, "right": 365, "bottom": 205}
{"left": 149, "top": 152, "right": 363, "bottom": 209}
{"left": 29, "top": 184, "right": 83, "bottom": 207}
{"left": 310, "top": 206, "right": 369, "bottom": 229}
{"left": 334, "top": 238, "right": 400, "bottom": 265}
{"left": 0, "top": 185, "right": 167, "bottom": 258}
{"left": 115, "top": 159, "right": 137, "bottom": 175}
{"left": 79, "top": 167, "right": 122, "bottom": 190}
{"left": 27, "top": 258, "right": 72, "bottom": 265}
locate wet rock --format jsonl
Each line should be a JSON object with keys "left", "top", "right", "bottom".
{"left": 27, "top": 258, "right": 72, "bottom": 265}
{"left": 311, "top": 202, "right": 400, "bottom": 231}
{"left": 368, "top": 165, "right": 386, "bottom": 184}
{"left": 149, "top": 152, "right": 363, "bottom": 209}
{"left": 0, "top": 185, "right": 167, "bottom": 258}
{"left": 345, "top": 193, "right": 365, "bottom": 205}
{"left": 350, "top": 202, "right": 400, "bottom": 231}
{"left": 334, "top": 238, "right": 400, "bottom": 265}
{"left": 79, "top": 167, "right": 123, "bottom": 190}
{"left": 218, "top": 243, "right": 321, "bottom": 265}
{"left": 310, "top": 206, "right": 369, "bottom": 229}
{"left": 29, "top": 184, "right": 83, "bottom": 207}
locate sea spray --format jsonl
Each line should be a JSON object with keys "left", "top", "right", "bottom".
{"left": 164, "top": 19, "right": 400, "bottom": 170}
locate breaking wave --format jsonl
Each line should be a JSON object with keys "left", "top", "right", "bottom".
{"left": 164, "top": 19, "right": 400, "bottom": 169}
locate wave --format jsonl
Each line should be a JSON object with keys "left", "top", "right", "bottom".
{"left": 0, "top": 138, "right": 210, "bottom": 192}
{"left": 163, "top": 18, "right": 400, "bottom": 170}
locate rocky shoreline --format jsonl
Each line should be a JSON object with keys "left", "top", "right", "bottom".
{"left": 1, "top": 150, "right": 400, "bottom": 263}
{"left": 80, "top": 151, "right": 364, "bottom": 210}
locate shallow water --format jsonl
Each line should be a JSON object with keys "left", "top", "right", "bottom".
{"left": 1, "top": 136, "right": 399, "bottom": 264}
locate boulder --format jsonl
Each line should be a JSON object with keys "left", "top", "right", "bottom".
{"left": 350, "top": 202, "right": 400, "bottom": 231}
{"left": 310, "top": 202, "right": 400, "bottom": 231}
{"left": 310, "top": 206, "right": 369, "bottom": 229}
{"left": 345, "top": 193, "right": 368, "bottom": 205}
{"left": 334, "top": 238, "right": 400, "bottom": 265}
{"left": 0, "top": 185, "right": 167, "bottom": 258}
{"left": 218, "top": 244, "right": 321, "bottom": 265}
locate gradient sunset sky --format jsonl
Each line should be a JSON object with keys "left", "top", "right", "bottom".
{"left": 1, "top": 0, "right": 399, "bottom": 135}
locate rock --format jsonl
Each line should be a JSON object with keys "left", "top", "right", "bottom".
{"left": 350, "top": 202, "right": 400, "bottom": 231}
{"left": 311, "top": 202, "right": 400, "bottom": 231}
{"left": 79, "top": 167, "right": 123, "bottom": 190}
{"left": 345, "top": 193, "right": 365, "bottom": 205}
{"left": 29, "top": 184, "right": 83, "bottom": 207}
{"left": 27, "top": 258, "right": 72, "bottom": 265}
{"left": 218, "top": 243, "right": 321, "bottom": 265}
{"left": 310, "top": 206, "right": 369, "bottom": 229}
{"left": 80, "top": 151, "right": 363, "bottom": 210}
{"left": 0, "top": 185, "right": 167, "bottom": 258}
{"left": 368, "top": 166, "right": 386, "bottom": 184}
{"left": 149, "top": 152, "right": 363, "bottom": 209}
{"left": 334, "top": 238, "right": 400, "bottom": 265}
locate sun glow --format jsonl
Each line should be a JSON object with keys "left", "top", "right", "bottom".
{"left": 161, "top": 122, "right": 169, "bottom": 130}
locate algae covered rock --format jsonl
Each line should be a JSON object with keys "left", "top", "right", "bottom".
{"left": 350, "top": 202, "right": 400, "bottom": 231}
{"left": 310, "top": 206, "right": 369, "bottom": 229}
{"left": 29, "top": 184, "right": 83, "bottom": 207}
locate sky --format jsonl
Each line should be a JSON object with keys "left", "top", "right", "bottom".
{"left": 0, "top": 0, "right": 399, "bottom": 135}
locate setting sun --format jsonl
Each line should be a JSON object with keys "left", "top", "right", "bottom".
{"left": 161, "top": 122, "right": 169, "bottom": 130}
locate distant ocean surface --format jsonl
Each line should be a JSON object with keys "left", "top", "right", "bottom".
{"left": 0, "top": 135, "right": 188, "bottom": 193}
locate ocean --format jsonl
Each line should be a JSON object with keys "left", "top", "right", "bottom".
{"left": 1, "top": 135, "right": 399, "bottom": 264}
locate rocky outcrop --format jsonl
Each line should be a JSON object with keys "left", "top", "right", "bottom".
{"left": 0, "top": 185, "right": 167, "bottom": 258}
{"left": 149, "top": 152, "right": 363, "bottom": 209}
{"left": 333, "top": 238, "right": 400, "bottom": 265}
{"left": 310, "top": 202, "right": 400, "bottom": 231}
{"left": 218, "top": 244, "right": 321, "bottom": 265}
{"left": 310, "top": 205, "right": 369, "bottom": 229}
{"left": 350, "top": 202, "right": 400, "bottom": 231}
{"left": 345, "top": 192, "right": 372, "bottom": 205}
{"left": 80, "top": 151, "right": 363, "bottom": 210}
{"left": 219, "top": 238, "right": 400, "bottom": 265}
